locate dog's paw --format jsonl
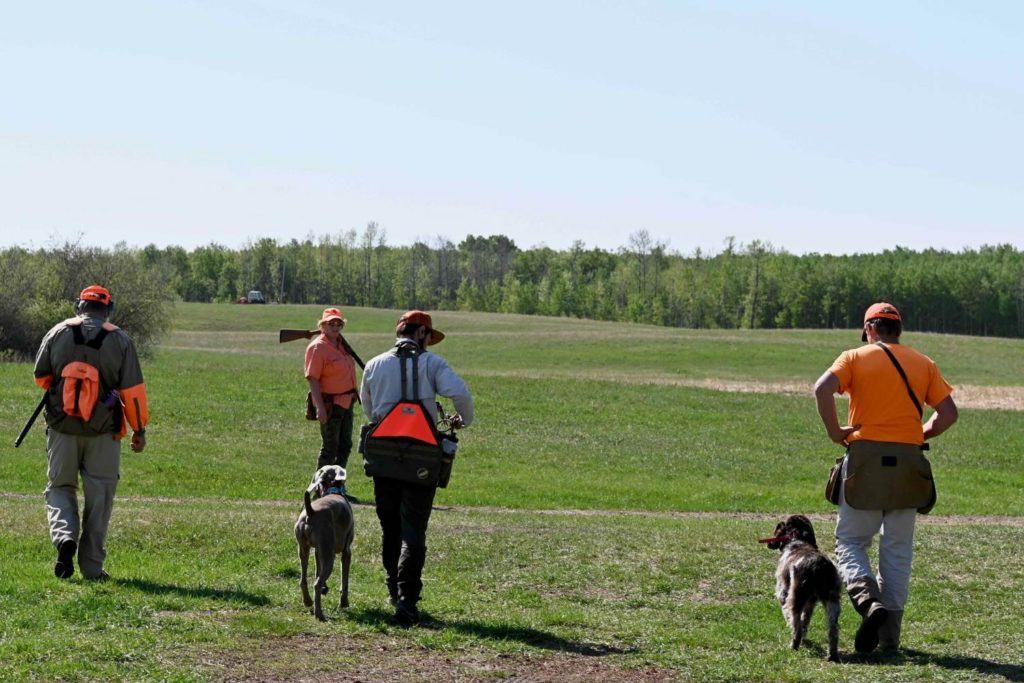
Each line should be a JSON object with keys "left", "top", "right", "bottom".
{"left": 302, "top": 595, "right": 313, "bottom": 608}
{"left": 314, "top": 610, "right": 327, "bottom": 622}
{"left": 340, "top": 596, "right": 349, "bottom": 609}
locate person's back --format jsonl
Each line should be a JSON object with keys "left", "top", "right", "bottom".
{"left": 361, "top": 343, "right": 473, "bottom": 427}
{"left": 829, "top": 342, "right": 950, "bottom": 445}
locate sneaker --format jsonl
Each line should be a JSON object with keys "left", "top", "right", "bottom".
{"left": 54, "top": 539, "right": 77, "bottom": 579}
{"left": 855, "top": 602, "right": 889, "bottom": 653}
{"left": 84, "top": 570, "right": 110, "bottom": 582}
{"left": 393, "top": 600, "right": 420, "bottom": 627}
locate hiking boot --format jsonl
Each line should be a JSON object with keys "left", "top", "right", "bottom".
{"left": 393, "top": 600, "right": 420, "bottom": 627}
{"left": 854, "top": 601, "right": 889, "bottom": 653}
{"left": 878, "top": 610, "right": 904, "bottom": 652}
{"left": 54, "top": 539, "right": 77, "bottom": 579}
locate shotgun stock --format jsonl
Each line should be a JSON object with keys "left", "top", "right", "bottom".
{"left": 279, "top": 329, "right": 317, "bottom": 343}
{"left": 278, "top": 329, "right": 365, "bottom": 369}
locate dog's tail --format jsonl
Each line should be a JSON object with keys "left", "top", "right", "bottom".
{"left": 304, "top": 490, "right": 315, "bottom": 518}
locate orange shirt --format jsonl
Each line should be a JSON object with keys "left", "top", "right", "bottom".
{"left": 828, "top": 343, "right": 952, "bottom": 445}
{"left": 304, "top": 335, "right": 357, "bottom": 409}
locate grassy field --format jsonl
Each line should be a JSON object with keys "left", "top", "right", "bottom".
{"left": 1, "top": 303, "right": 1022, "bottom": 681}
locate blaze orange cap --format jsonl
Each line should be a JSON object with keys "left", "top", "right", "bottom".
{"left": 318, "top": 308, "right": 346, "bottom": 326}
{"left": 79, "top": 285, "right": 112, "bottom": 305}
{"left": 396, "top": 310, "right": 445, "bottom": 345}
{"left": 862, "top": 302, "right": 901, "bottom": 341}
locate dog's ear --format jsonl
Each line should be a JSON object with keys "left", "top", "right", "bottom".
{"left": 335, "top": 466, "right": 347, "bottom": 484}
{"left": 309, "top": 467, "right": 325, "bottom": 492}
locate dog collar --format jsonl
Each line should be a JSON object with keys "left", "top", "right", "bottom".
{"left": 323, "top": 486, "right": 346, "bottom": 497}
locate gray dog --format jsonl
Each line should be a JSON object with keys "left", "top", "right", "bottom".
{"left": 294, "top": 465, "right": 354, "bottom": 620}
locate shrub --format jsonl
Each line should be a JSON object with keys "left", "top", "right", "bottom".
{"left": 0, "top": 242, "right": 175, "bottom": 361}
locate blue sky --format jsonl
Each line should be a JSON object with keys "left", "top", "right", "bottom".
{"left": 1, "top": 1, "right": 1021, "bottom": 254}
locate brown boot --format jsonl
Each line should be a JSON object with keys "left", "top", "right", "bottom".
{"left": 847, "top": 578, "right": 889, "bottom": 654}
{"left": 878, "top": 610, "right": 903, "bottom": 652}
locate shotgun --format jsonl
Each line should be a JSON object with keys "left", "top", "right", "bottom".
{"left": 278, "top": 329, "right": 365, "bottom": 369}
{"left": 14, "top": 394, "right": 47, "bottom": 448}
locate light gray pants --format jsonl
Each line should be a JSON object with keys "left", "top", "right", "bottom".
{"left": 44, "top": 429, "right": 121, "bottom": 578}
{"left": 835, "top": 468, "right": 917, "bottom": 611}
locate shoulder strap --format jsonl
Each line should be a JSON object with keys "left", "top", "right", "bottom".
{"left": 875, "top": 342, "right": 923, "bottom": 418}
{"left": 70, "top": 324, "right": 111, "bottom": 349}
{"left": 395, "top": 343, "right": 421, "bottom": 402}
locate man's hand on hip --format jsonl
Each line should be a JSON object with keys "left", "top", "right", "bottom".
{"left": 828, "top": 424, "right": 860, "bottom": 446}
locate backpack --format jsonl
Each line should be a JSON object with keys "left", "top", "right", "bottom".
{"left": 360, "top": 343, "right": 454, "bottom": 487}
{"left": 45, "top": 320, "right": 123, "bottom": 435}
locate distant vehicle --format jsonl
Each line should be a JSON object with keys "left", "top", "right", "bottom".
{"left": 236, "top": 290, "right": 267, "bottom": 304}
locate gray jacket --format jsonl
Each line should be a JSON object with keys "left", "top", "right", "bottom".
{"left": 359, "top": 339, "right": 474, "bottom": 427}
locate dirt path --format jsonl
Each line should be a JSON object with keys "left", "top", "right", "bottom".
{"left": 466, "top": 369, "right": 1024, "bottom": 411}
{"left": 158, "top": 344, "right": 1024, "bottom": 411}
{"left": 3, "top": 492, "right": 1020, "bottom": 526}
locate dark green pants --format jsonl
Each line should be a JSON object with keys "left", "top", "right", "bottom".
{"left": 317, "top": 405, "right": 354, "bottom": 470}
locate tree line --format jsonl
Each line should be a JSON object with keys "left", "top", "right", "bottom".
{"left": 2, "top": 229, "right": 1023, "bottom": 359}
{"left": 145, "top": 226, "right": 1024, "bottom": 338}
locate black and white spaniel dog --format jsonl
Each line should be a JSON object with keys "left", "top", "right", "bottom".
{"left": 762, "top": 514, "right": 841, "bottom": 662}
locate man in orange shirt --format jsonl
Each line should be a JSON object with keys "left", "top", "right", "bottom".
{"left": 305, "top": 308, "right": 358, "bottom": 473}
{"left": 815, "top": 302, "right": 958, "bottom": 654}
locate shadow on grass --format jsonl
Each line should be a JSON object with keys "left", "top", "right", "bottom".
{"left": 115, "top": 578, "right": 271, "bottom": 606}
{"left": 843, "top": 648, "right": 1024, "bottom": 681}
{"left": 349, "top": 607, "right": 632, "bottom": 656}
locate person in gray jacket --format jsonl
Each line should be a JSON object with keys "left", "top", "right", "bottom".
{"left": 360, "top": 310, "right": 473, "bottom": 625}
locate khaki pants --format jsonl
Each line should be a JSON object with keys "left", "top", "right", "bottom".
{"left": 44, "top": 429, "right": 121, "bottom": 578}
{"left": 835, "top": 459, "right": 917, "bottom": 611}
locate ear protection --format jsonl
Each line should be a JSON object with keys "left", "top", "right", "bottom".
{"left": 76, "top": 298, "right": 115, "bottom": 315}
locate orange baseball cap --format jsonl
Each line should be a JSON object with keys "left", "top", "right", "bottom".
{"left": 396, "top": 310, "right": 445, "bottom": 345}
{"left": 79, "top": 285, "right": 112, "bottom": 305}
{"left": 317, "top": 308, "right": 346, "bottom": 326}
{"left": 862, "top": 302, "right": 901, "bottom": 341}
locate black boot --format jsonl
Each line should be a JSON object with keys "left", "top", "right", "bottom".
{"left": 854, "top": 600, "right": 889, "bottom": 653}
{"left": 54, "top": 539, "right": 76, "bottom": 579}
{"left": 393, "top": 598, "right": 420, "bottom": 627}
{"left": 847, "top": 577, "right": 889, "bottom": 654}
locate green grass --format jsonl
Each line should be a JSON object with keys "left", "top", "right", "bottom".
{"left": 1, "top": 303, "right": 1022, "bottom": 681}
{"left": 2, "top": 496, "right": 1022, "bottom": 682}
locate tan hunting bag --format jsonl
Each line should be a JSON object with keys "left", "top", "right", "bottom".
{"left": 842, "top": 441, "right": 936, "bottom": 513}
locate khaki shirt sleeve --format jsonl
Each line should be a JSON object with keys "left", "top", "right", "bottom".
{"left": 924, "top": 360, "right": 953, "bottom": 408}
{"left": 827, "top": 351, "right": 854, "bottom": 395}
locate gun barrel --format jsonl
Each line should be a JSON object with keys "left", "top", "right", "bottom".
{"left": 14, "top": 394, "right": 47, "bottom": 448}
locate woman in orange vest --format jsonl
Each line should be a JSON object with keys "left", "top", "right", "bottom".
{"left": 305, "top": 308, "right": 358, "bottom": 473}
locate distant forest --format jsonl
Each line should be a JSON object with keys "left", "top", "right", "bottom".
{"left": 5, "top": 226, "right": 1024, "bottom": 340}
